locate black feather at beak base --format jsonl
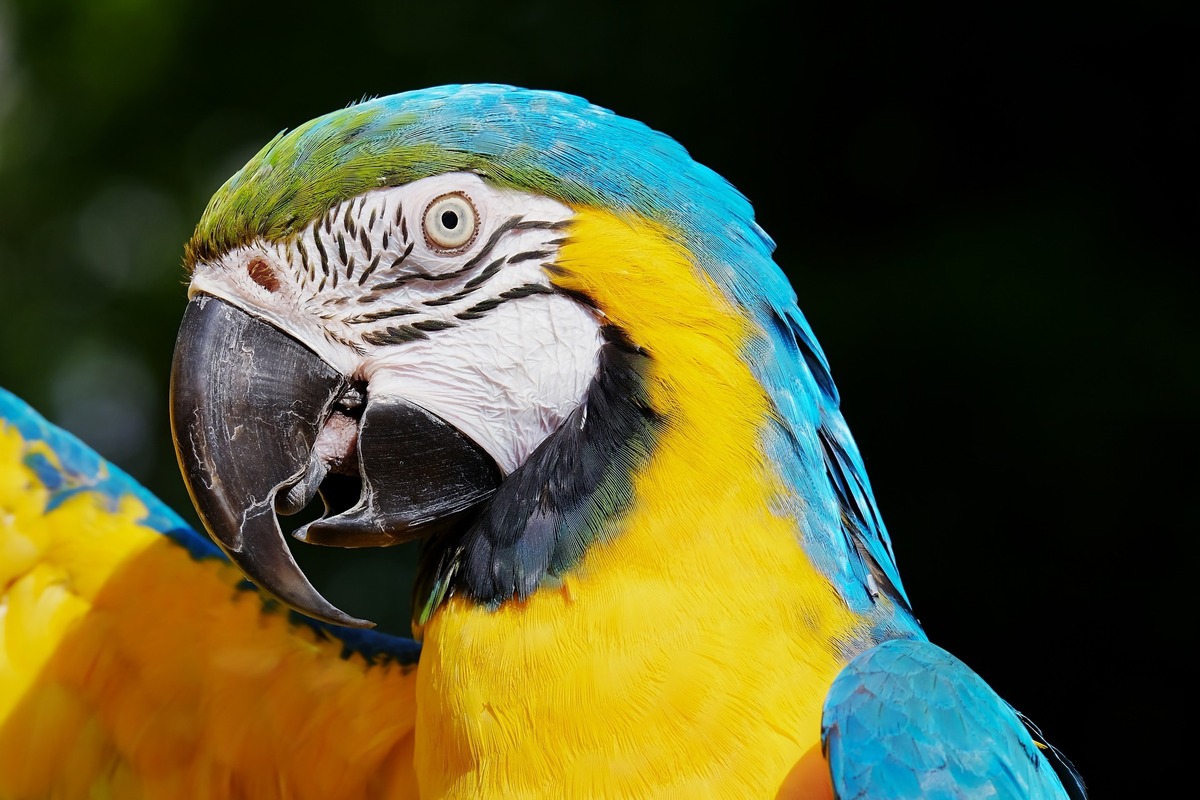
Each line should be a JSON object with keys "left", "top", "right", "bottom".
{"left": 169, "top": 295, "right": 500, "bottom": 627}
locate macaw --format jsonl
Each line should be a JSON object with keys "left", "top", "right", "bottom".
{"left": 0, "top": 84, "right": 1086, "bottom": 799}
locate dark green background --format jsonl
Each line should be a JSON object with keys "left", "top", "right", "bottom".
{"left": 0, "top": 1, "right": 1192, "bottom": 795}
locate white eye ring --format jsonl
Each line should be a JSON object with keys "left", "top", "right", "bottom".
{"left": 423, "top": 192, "right": 479, "bottom": 251}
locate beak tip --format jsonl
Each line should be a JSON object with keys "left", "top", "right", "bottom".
{"left": 299, "top": 594, "right": 376, "bottom": 628}
{"left": 312, "top": 608, "right": 377, "bottom": 629}
{"left": 246, "top": 564, "right": 378, "bottom": 629}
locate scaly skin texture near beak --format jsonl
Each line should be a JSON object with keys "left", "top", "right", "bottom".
{"left": 169, "top": 295, "right": 371, "bottom": 626}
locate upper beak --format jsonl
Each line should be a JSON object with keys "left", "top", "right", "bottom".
{"left": 169, "top": 295, "right": 500, "bottom": 627}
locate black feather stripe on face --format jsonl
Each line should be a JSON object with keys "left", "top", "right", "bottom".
{"left": 414, "top": 326, "right": 661, "bottom": 618}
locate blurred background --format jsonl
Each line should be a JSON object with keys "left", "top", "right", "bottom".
{"left": 0, "top": 0, "right": 1192, "bottom": 794}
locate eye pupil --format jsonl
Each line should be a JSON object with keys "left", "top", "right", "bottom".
{"left": 423, "top": 191, "right": 478, "bottom": 250}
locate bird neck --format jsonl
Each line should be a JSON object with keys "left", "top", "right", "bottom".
{"left": 411, "top": 209, "right": 855, "bottom": 797}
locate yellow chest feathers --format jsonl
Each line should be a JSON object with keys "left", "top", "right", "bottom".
{"left": 413, "top": 210, "right": 856, "bottom": 798}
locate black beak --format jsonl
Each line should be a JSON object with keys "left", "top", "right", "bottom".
{"left": 170, "top": 295, "right": 500, "bottom": 627}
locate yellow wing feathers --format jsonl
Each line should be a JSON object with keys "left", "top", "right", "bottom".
{"left": 0, "top": 422, "right": 419, "bottom": 800}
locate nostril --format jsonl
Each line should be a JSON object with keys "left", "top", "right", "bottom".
{"left": 246, "top": 257, "right": 280, "bottom": 292}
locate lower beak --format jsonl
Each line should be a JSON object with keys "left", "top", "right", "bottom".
{"left": 169, "top": 295, "right": 499, "bottom": 627}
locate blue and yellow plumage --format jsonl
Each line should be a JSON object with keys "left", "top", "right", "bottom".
{"left": 0, "top": 84, "right": 1084, "bottom": 798}
{"left": 0, "top": 388, "right": 421, "bottom": 798}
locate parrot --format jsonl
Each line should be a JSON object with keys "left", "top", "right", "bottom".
{"left": 0, "top": 83, "right": 1086, "bottom": 799}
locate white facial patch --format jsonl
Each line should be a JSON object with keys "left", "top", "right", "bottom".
{"left": 188, "top": 172, "right": 604, "bottom": 475}
{"left": 366, "top": 294, "right": 601, "bottom": 474}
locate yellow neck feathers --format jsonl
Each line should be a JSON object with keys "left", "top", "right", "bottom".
{"left": 414, "top": 209, "right": 851, "bottom": 798}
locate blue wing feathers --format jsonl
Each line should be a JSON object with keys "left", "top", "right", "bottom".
{"left": 822, "top": 639, "right": 1085, "bottom": 799}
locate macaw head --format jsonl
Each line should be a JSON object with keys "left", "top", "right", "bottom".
{"left": 171, "top": 84, "right": 907, "bottom": 629}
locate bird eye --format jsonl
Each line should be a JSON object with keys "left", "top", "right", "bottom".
{"left": 423, "top": 192, "right": 478, "bottom": 251}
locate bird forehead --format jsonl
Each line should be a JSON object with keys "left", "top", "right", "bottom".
{"left": 183, "top": 85, "right": 729, "bottom": 269}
